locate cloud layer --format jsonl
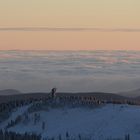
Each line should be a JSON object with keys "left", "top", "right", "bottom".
{"left": 0, "top": 27, "right": 140, "bottom": 32}
{"left": 0, "top": 50, "right": 140, "bottom": 92}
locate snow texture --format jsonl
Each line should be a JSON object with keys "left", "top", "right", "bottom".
{"left": 1, "top": 104, "right": 140, "bottom": 140}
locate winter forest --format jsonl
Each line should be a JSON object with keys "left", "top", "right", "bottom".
{"left": 0, "top": 89, "right": 140, "bottom": 140}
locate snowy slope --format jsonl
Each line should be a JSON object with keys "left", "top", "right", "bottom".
{"left": 1, "top": 104, "right": 140, "bottom": 140}
{"left": 0, "top": 104, "right": 31, "bottom": 129}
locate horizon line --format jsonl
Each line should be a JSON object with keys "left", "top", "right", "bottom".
{"left": 0, "top": 27, "right": 140, "bottom": 32}
{"left": 0, "top": 49, "right": 140, "bottom": 51}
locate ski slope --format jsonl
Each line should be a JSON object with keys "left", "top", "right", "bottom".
{"left": 1, "top": 104, "right": 140, "bottom": 140}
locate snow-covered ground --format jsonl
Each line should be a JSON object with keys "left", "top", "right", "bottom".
{"left": 1, "top": 104, "right": 140, "bottom": 140}
{"left": 0, "top": 104, "right": 31, "bottom": 129}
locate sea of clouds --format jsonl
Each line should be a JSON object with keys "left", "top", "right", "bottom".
{"left": 0, "top": 50, "right": 140, "bottom": 93}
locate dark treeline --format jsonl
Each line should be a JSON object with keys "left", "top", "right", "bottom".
{"left": 0, "top": 130, "right": 41, "bottom": 140}
{"left": 0, "top": 130, "right": 130, "bottom": 140}
{"left": 42, "top": 132, "right": 131, "bottom": 140}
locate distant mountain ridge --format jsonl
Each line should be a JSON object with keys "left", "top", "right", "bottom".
{"left": 1, "top": 88, "right": 140, "bottom": 103}
{"left": 0, "top": 91, "right": 130, "bottom": 104}
{"left": 118, "top": 88, "right": 140, "bottom": 98}
{"left": 0, "top": 89, "right": 21, "bottom": 95}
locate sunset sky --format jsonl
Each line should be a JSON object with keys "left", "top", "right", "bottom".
{"left": 0, "top": 0, "right": 140, "bottom": 50}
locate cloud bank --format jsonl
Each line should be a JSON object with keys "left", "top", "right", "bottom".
{"left": 0, "top": 51, "right": 140, "bottom": 93}
{"left": 0, "top": 27, "right": 140, "bottom": 32}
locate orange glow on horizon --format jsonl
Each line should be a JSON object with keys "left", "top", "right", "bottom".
{"left": 0, "top": 31, "right": 140, "bottom": 50}
{"left": 0, "top": 0, "right": 140, "bottom": 50}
